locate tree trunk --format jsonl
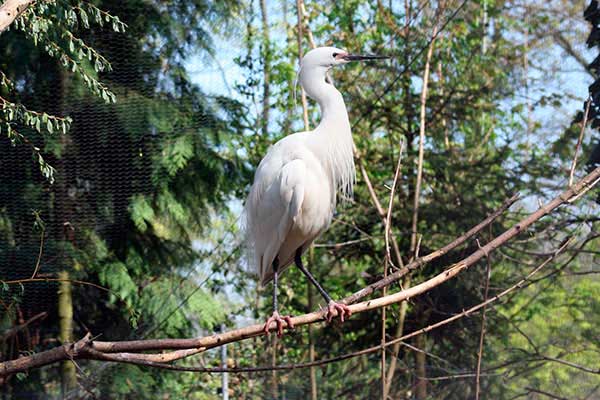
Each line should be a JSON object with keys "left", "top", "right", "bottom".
{"left": 58, "top": 270, "right": 76, "bottom": 394}
{"left": 308, "top": 247, "right": 317, "bottom": 400}
{"left": 415, "top": 334, "right": 427, "bottom": 399}
{"left": 259, "top": 0, "right": 270, "bottom": 136}
{"left": 383, "top": 277, "right": 410, "bottom": 398}
{"left": 55, "top": 63, "right": 77, "bottom": 396}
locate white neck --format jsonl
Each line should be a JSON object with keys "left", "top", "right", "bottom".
{"left": 300, "top": 66, "right": 350, "bottom": 130}
{"left": 299, "top": 65, "right": 356, "bottom": 200}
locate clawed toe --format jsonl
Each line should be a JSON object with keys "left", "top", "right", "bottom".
{"left": 325, "top": 301, "right": 352, "bottom": 323}
{"left": 263, "top": 312, "right": 294, "bottom": 337}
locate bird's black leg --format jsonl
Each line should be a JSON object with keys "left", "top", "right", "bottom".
{"left": 294, "top": 248, "right": 352, "bottom": 323}
{"left": 263, "top": 257, "right": 294, "bottom": 337}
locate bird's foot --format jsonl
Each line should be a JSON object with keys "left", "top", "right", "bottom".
{"left": 263, "top": 311, "right": 294, "bottom": 337}
{"left": 325, "top": 301, "right": 352, "bottom": 323}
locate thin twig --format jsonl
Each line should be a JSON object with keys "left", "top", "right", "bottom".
{"left": 384, "top": 139, "right": 405, "bottom": 267}
{"left": 358, "top": 160, "right": 405, "bottom": 268}
{"left": 313, "top": 237, "right": 372, "bottom": 248}
{"left": 536, "top": 355, "right": 600, "bottom": 375}
{"left": 3, "top": 278, "right": 111, "bottom": 294}
{"left": 0, "top": 312, "right": 47, "bottom": 341}
{"left": 382, "top": 138, "right": 404, "bottom": 397}
{"left": 344, "top": 193, "right": 520, "bottom": 305}
{"left": 475, "top": 239, "right": 492, "bottom": 400}
{"left": 30, "top": 225, "right": 45, "bottom": 279}
{"left": 524, "top": 387, "right": 569, "bottom": 400}
{"left": 568, "top": 95, "right": 591, "bottom": 186}
{"left": 424, "top": 372, "right": 501, "bottom": 381}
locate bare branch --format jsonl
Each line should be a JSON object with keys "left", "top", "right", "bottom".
{"left": 1, "top": 167, "right": 597, "bottom": 377}
{"left": 30, "top": 224, "right": 45, "bottom": 279}
{"left": 344, "top": 192, "right": 520, "bottom": 305}
{"left": 552, "top": 31, "right": 597, "bottom": 79}
{"left": 384, "top": 138, "right": 405, "bottom": 267}
{"left": 536, "top": 355, "right": 600, "bottom": 375}
{"left": 525, "top": 386, "right": 570, "bottom": 400}
{"left": 569, "top": 96, "right": 591, "bottom": 186}
{"left": 475, "top": 241, "right": 492, "bottom": 399}
{"left": 0, "top": 312, "right": 47, "bottom": 341}
{"left": 358, "top": 160, "right": 406, "bottom": 268}
{"left": 2, "top": 235, "right": 569, "bottom": 376}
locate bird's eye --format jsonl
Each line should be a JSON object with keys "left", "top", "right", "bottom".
{"left": 332, "top": 52, "right": 338, "bottom": 58}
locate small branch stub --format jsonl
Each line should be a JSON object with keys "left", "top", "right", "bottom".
{"left": 0, "top": 0, "right": 36, "bottom": 34}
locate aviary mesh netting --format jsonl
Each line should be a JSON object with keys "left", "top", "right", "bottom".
{"left": 2, "top": 1, "right": 600, "bottom": 399}
{"left": 0, "top": 0, "right": 243, "bottom": 389}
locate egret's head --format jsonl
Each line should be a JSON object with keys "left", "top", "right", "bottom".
{"left": 297, "top": 46, "right": 388, "bottom": 101}
{"left": 301, "top": 46, "right": 389, "bottom": 69}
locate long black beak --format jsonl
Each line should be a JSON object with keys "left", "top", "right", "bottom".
{"left": 342, "top": 54, "right": 390, "bottom": 61}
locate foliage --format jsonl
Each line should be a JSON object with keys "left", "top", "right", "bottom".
{"left": 0, "top": 0, "right": 126, "bottom": 182}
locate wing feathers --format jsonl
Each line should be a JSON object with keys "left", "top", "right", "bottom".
{"left": 245, "top": 157, "right": 307, "bottom": 284}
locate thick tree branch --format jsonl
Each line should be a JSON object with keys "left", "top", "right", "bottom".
{"left": 0, "top": 0, "right": 35, "bottom": 33}
{"left": 1, "top": 167, "right": 598, "bottom": 377}
{"left": 1, "top": 236, "right": 570, "bottom": 376}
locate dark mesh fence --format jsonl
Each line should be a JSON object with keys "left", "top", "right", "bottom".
{"left": 0, "top": 2, "right": 244, "bottom": 396}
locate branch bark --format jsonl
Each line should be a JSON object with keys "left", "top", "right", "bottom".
{"left": 0, "top": 0, "right": 34, "bottom": 34}
{"left": 1, "top": 167, "right": 598, "bottom": 377}
{"left": 1, "top": 236, "right": 570, "bottom": 376}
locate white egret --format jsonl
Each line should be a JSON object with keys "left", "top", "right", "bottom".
{"left": 243, "top": 46, "right": 388, "bottom": 336}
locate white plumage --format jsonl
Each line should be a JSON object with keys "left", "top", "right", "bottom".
{"left": 242, "top": 46, "right": 387, "bottom": 335}
{"left": 244, "top": 46, "right": 356, "bottom": 285}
